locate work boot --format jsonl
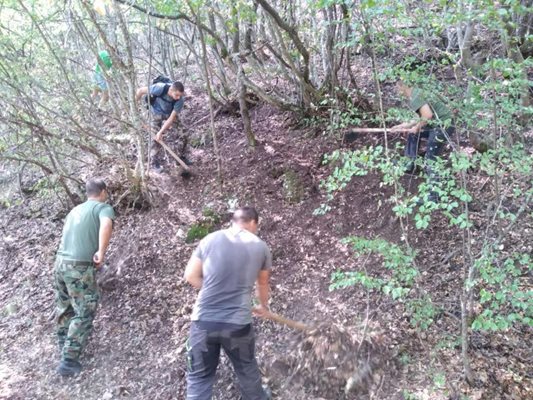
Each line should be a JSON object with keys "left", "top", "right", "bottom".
{"left": 151, "top": 161, "right": 164, "bottom": 174}
{"left": 57, "top": 359, "right": 82, "bottom": 377}
{"left": 404, "top": 160, "right": 416, "bottom": 174}
{"left": 417, "top": 192, "right": 440, "bottom": 206}
{"left": 263, "top": 384, "right": 273, "bottom": 400}
{"left": 427, "top": 191, "right": 440, "bottom": 204}
{"left": 180, "top": 155, "right": 192, "bottom": 166}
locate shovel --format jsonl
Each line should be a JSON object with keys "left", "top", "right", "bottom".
{"left": 154, "top": 136, "right": 193, "bottom": 177}
{"left": 264, "top": 311, "right": 312, "bottom": 332}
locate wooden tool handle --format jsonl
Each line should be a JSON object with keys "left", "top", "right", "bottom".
{"left": 346, "top": 128, "right": 408, "bottom": 133}
{"left": 154, "top": 137, "right": 190, "bottom": 171}
{"left": 265, "top": 312, "right": 311, "bottom": 331}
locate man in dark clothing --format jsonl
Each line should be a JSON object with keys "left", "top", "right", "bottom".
{"left": 136, "top": 80, "right": 188, "bottom": 172}
{"left": 391, "top": 80, "right": 455, "bottom": 202}
{"left": 184, "top": 207, "right": 272, "bottom": 400}
{"left": 54, "top": 178, "right": 115, "bottom": 377}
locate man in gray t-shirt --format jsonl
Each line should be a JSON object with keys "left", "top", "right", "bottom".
{"left": 184, "top": 207, "right": 272, "bottom": 400}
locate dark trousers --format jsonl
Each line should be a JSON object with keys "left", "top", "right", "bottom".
{"left": 186, "top": 321, "right": 267, "bottom": 400}
{"left": 405, "top": 127, "right": 454, "bottom": 183}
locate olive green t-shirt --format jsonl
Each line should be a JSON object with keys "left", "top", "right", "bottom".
{"left": 57, "top": 200, "right": 115, "bottom": 262}
{"left": 409, "top": 88, "right": 452, "bottom": 127}
{"left": 94, "top": 50, "right": 112, "bottom": 74}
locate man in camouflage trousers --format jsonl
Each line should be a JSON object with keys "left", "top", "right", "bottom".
{"left": 54, "top": 178, "right": 115, "bottom": 377}
{"left": 135, "top": 80, "right": 189, "bottom": 173}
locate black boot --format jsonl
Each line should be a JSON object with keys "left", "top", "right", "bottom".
{"left": 57, "top": 359, "right": 82, "bottom": 377}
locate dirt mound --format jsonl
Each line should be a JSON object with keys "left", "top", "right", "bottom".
{"left": 270, "top": 322, "right": 391, "bottom": 399}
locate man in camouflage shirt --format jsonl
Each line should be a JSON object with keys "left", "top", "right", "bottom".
{"left": 54, "top": 178, "right": 115, "bottom": 376}
{"left": 391, "top": 80, "right": 455, "bottom": 203}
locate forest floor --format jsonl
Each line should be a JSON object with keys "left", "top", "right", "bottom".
{"left": 0, "top": 88, "right": 531, "bottom": 400}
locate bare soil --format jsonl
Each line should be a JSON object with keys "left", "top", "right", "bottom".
{"left": 0, "top": 91, "right": 531, "bottom": 400}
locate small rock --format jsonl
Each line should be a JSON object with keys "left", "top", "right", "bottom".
{"left": 5, "top": 303, "right": 18, "bottom": 315}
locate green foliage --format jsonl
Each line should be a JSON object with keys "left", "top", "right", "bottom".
{"left": 319, "top": 88, "right": 366, "bottom": 134}
{"left": 185, "top": 223, "right": 211, "bottom": 243}
{"left": 432, "top": 371, "right": 447, "bottom": 390}
{"left": 330, "top": 236, "right": 417, "bottom": 300}
{"left": 186, "top": 207, "right": 222, "bottom": 243}
{"left": 472, "top": 252, "right": 533, "bottom": 331}
{"left": 407, "top": 296, "right": 437, "bottom": 330}
{"left": 401, "top": 390, "right": 420, "bottom": 400}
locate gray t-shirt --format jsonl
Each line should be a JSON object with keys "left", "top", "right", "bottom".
{"left": 191, "top": 227, "right": 272, "bottom": 325}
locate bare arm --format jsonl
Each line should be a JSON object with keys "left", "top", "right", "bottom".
{"left": 93, "top": 217, "right": 113, "bottom": 267}
{"left": 184, "top": 255, "right": 203, "bottom": 289}
{"left": 252, "top": 269, "right": 270, "bottom": 317}
{"left": 155, "top": 110, "right": 178, "bottom": 141}
{"left": 407, "top": 104, "right": 433, "bottom": 133}
{"left": 391, "top": 104, "right": 434, "bottom": 133}
{"left": 135, "top": 86, "right": 148, "bottom": 103}
{"left": 390, "top": 120, "right": 418, "bottom": 131}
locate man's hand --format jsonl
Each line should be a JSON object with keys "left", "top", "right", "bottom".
{"left": 252, "top": 304, "right": 270, "bottom": 318}
{"left": 406, "top": 126, "right": 420, "bottom": 134}
{"left": 155, "top": 131, "right": 163, "bottom": 142}
{"left": 390, "top": 124, "right": 409, "bottom": 133}
{"left": 93, "top": 250, "right": 104, "bottom": 268}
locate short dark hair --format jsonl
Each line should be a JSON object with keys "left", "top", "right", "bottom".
{"left": 172, "top": 81, "right": 184, "bottom": 92}
{"left": 86, "top": 178, "right": 107, "bottom": 197}
{"left": 232, "top": 207, "right": 259, "bottom": 224}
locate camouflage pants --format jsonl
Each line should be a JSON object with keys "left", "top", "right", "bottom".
{"left": 149, "top": 114, "right": 188, "bottom": 168}
{"left": 186, "top": 321, "right": 268, "bottom": 400}
{"left": 54, "top": 259, "right": 99, "bottom": 362}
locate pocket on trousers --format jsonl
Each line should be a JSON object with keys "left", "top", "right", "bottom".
{"left": 186, "top": 324, "right": 208, "bottom": 373}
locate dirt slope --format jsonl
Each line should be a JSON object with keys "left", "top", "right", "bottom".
{"left": 0, "top": 96, "right": 531, "bottom": 400}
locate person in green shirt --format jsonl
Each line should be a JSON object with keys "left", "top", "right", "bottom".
{"left": 91, "top": 50, "right": 112, "bottom": 109}
{"left": 54, "top": 178, "right": 115, "bottom": 376}
{"left": 391, "top": 80, "right": 455, "bottom": 203}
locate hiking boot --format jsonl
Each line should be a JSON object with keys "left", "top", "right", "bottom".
{"left": 393, "top": 158, "right": 416, "bottom": 174}
{"left": 403, "top": 160, "right": 416, "bottom": 174}
{"left": 416, "top": 192, "right": 440, "bottom": 206}
{"left": 263, "top": 384, "right": 272, "bottom": 400}
{"left": 180, "top": 155, "right": 192, "bottom": 166}
{"left": 57, "top": 359, "right": 82, "bottom": 377}
{"left": 151, "top": 163, "right": 164, "bottom": 174}
{"left": 180, "top": 169, "right": 192, "bottom": 179}
{"left": 427, "top": 192, "right": 440, "bottom": 204}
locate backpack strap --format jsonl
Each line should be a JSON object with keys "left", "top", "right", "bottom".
{"left": 156, "top": 84, "right": 175, "bottom": 104}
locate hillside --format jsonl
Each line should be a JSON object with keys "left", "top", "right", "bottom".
{"left": 1, "top": 92, "right": 531, "bottom": 400}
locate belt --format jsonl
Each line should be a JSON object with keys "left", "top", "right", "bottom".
{"left": 57, "top": 259, "right": 94, "bottom": 267}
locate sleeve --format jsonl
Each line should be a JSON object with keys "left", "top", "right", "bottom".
{"left": 262, "top": 245, "right": 273, "bottom": 270}
{"left": 149, "top": 83, "right": 165, "bottom": 97}
{"left": 409, "top": 89, "right": 428, "bottom": 114}
{"left": 173, "top": 96, "right": 185, "bottom": 113}
{"left": 98, "top": 204, "right": 115, "bottom": 221}
{"left": 192, "top": 240, "right": 205, "bottom": 260}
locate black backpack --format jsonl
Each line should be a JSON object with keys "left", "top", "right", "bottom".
{"left": 146, "top": 75, "right": 173, "bottom": 107}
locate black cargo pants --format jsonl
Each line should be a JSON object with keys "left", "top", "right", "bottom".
{"left": 186, "top": 321, "right": 268, "bottom": 400}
